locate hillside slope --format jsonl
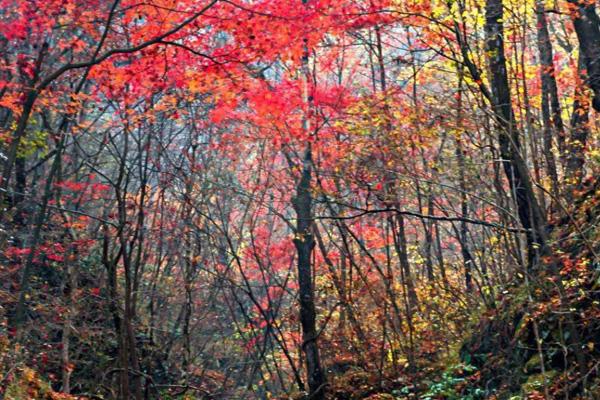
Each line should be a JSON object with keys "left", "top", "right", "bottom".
{"left": 459, "top": 179, "right": 600, "bottom": 399}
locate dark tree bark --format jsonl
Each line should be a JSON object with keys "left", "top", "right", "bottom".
{"left": 565, "top": 56, "right": 591, "bottom": 193}
{"left": 536, "top": 0, "right": 563, "bottom": 201}
{"left": 13, "top": 156, "right": 27, "bottom": 226}
{"left": 294, "top": 1, "right": 326, "bottom": 395}
{"left": 485, "top": 0, "right": 547, "bottom": 266}
{"left": 568, "top": 0, "right": 600, "bottom": 113}
{"left": 12, "top": 134, "right": 65, "bottom": 328}
{"left": 292, "top": 145, "right": 326, "bottom": 400}
{"left": 0, "top": 89, "right": 38, "bottom": 220}
{"left": 454, "top": 67, "right": 476, "bottom": 292}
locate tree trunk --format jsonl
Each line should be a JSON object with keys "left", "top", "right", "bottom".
{"left": 565, "top": 56, "right": 590, "bottom": 193}
{"left": 12, "top": 135, "right": 65, "bottom": 329}
{"left": 293, "top": 145, "right": 326, "bottom": 400}
{"left": 456, "top": 140, "right": 476, "bottom": 293}
{"left": 536, "top": 0, "right": 563, "bottom": 203}
{"left": 485, "top": 0, "right": 547, "bottom": 266}
{"left": 568, "top": 0, "right": 600, "bottom": 113}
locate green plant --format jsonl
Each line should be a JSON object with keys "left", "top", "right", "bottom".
{"left": 422, "top": 364, "right": 485, "bottom": 400}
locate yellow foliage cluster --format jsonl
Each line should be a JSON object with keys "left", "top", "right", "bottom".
{"left": 3, "top": 367, "right": 80, "bottom": 400}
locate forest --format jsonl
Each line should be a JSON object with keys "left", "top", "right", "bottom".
{"left": 1, "top": 0, "right": 600, "bottom": 399}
